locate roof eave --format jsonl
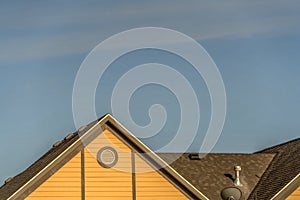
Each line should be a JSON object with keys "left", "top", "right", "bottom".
{"left": 7, "top": 114, "right": 209, "bottom": 200}
{"left": 270, "top": 172, "right": 300, "bottom": 200}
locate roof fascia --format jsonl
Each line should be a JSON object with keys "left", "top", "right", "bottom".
{"left": 9, "top": 114, "right": 209, "bottom": 200}
{"left": 270, "top": 172, "right": 300, "bottom": 200}
{"left": 105, "top": 114, "right": 209, "bottom": 200}
{"left": 8, "top": 115, "right": 109, "bottom": 200}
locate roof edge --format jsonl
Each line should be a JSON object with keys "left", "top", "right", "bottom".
{"left": 7, "top": 115, "right": 109, "bottom": 200}
{"left": 105, "top": 114, "right": 209, "bottom": 200}
{"left": 7, "top": 114, "right": 209, "bottom": 200}
{"left": 270, "top": 172, "right": 300, "bottom": 200}
{"left": 248, "top": 151, "right": 279, "bottom": 199}
{"left": 255, "top": 137, "right": 300, "bottom": 153}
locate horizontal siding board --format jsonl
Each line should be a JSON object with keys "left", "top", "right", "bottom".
{"left": 136, "top": 197, "right": 186, "bottom": 200}
{"left": 287, "top": 197, "right": 300, "bottom": 200}
{"left": 26, "top": 197, "right": 80, "bottom": 200}
{"left": 29, "top": 191, "right": 81, "bottom": 196}
{"left": 84, "top": 173, "right": 131, "bottom": 177}
{"left": 81, "top": 198, "right": 131, "bottom": 200}
{"left": 84, "top": 182, "right": 132, "bottom": 187}
{"left": 47, "top": 173, "right": 81, "bottom": 178}
{"left": 26, "top": 153, "right": 81, "bottom": 200}
{"left": 85, "top": 191, "right": 132, "bottom": 196}
{"left": 85, "top": 187, "right": 132, "bottom": 192}
{"left": 135, "top": 154, "right": 187, "bottom": 199}
{"left": 30, "top": 187, "right": 80, "bottom": 192}
{"left": 85, "top": 177, "right": 131, "bottom": 182}
{"left": 33, "top": 182, "right": 81, "bottom": 187}
{"left": 287, "top": 186, "right": 300, "bottom": 199}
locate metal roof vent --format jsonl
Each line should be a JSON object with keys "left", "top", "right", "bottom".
{"left": 221, "top": 187, "right": 242, "bottom": 200}
{"left": 64, "top": 133, "right": 75, "bottom": 140}
{"left": 188, "top": 153, "right": 201, "bottom": 160}
{"left": 5, "top": 177, "right": 13, "bottom": 184}
{"left": 78, "top": 125, "right": 87, "bottom": 132}
{"left": 53, "top": 140, "right": 63, "bottom": 147}
{"left": 234, "top": 165, "right": 242, "bottom": 186}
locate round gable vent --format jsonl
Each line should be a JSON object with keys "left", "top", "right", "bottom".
{"left": 97, "top": 146, "right": 118, "bottom": 168}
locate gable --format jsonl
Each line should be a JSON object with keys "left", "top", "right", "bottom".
{"left": 26, "top": 129, "right": 187, "bottom": 200}
{"left": 4, "top": 115, "right": 203, "bottom": 199}
{"left": 83, "top": 129, "right": 187, "bottom": 199}
{"left": 251, "top": 138, "right": 300, "bottom": 199}
{"left": 1, "top": 114, "right": 299, "bottom": 200}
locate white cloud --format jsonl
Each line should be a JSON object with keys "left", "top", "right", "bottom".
{"left": 0, "top": 1, "right": 299, "bottom": 62}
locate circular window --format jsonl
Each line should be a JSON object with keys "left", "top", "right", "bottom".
{"left": 97, "top": 146, "right": 118, "bottom": 168}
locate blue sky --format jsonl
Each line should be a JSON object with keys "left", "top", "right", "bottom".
{"left": 1, "top": 1, "right": 300, "bottom": 183}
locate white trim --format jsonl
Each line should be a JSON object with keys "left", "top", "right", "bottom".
{"left": 8, "top": 115, "right": 109, "bottom": 200}
{"left": 9, "top": 114, "right": 209, "bottom": 200}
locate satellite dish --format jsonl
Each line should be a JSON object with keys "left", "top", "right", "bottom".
{"left": 221, "top": 187, "right": 242, "bottom": 200}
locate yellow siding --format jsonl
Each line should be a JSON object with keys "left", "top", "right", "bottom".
{"left": 26, "top": 152, "right": 81, "bottom": 200}
{"left": 84, "top": 129, "right": 133, "bottom": 199}
{"left": 26, "top": 129, "right": 187, "bottom": 199}
{"left": 287, "top": 186, "right": 300, "bottom": 200}
{"left": 135, "top": 154, "right": 188, "bottom": 200}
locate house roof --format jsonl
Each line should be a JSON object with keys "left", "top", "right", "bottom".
{"left": 0, "top": 114, "right": 299, "bottom": 200}
{"left": 158, "top": 153, "right": 275, "bottom": 200}
{"left": 0, "top": 114, "right": 207, "bottom": 200}
{"left": 158, "top": 138, "right": 300, "bottom": 200}
{"left": 0, "top": 119, "right": 98, "bottom": 200}
{"left": 0, "top": 133, "right": 81, "bottom": 200}
{"left": 249, "top": 137, "right": 300, "bottom": 200}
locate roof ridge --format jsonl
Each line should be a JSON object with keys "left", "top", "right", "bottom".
{"left": 0, "top": 131, "right": 78, "bottom": 188}
{"left": 255, "top": 137, "right": 300, "bottom": 153}
{"left": 248, "top": 151, "right": 280, "bottom": 199}
{"left": 158, "top": 152, "right": 275, "bottom": 155}
{"left": 250, "top": 137, "right": 300, "bottom": 199}
{"left": 0, "top": 114, "right": 209, "bottom": 200}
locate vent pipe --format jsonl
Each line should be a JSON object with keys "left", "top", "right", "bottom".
{"left": 5, "top": 177, "right": 13, "bottom": 184}
{"left": 234, "top": 166, "right": 242, "bottom": 186}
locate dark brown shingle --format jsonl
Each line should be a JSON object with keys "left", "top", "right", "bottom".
{"left": 0, "top": 119, "right": 99, "bottom": 200}
{"left": 158, "top": 153, "right": 275, "bottom": 200}
{"left": 0, "top": 115, "right": 299, "bottom": 200}
{"left": 249, "top": 138, "right": 300, "bottom": 200}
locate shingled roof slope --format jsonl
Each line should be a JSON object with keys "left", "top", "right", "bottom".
{"left": 0, "top": 133, "right": 80, "bottom": 200}
{"left": 0, "top": 115, "right": 208, "bottom": 199}
{"left": 0, "top": 119, "right": 98, "bottom": 200}
{"left": 158, "top": 153, "right": 275, "bottom": 200}
{"left": 248, "top": 137, "right": 300, "bottom": 199}
{"left": 0, "top": 114, "right": 299, "bottom": 200}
